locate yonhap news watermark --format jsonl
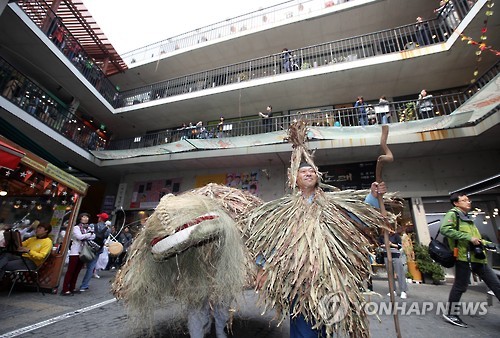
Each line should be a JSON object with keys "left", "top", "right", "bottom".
{"left": 319, "top": 292, "right": 488, "bottom": 324}
{"left": 362, "top": 301, "right": 488, "bottom": 317}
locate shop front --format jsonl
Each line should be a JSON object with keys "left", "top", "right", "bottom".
{"left": 0, "top": 136, "right": 88, "bottom": 293}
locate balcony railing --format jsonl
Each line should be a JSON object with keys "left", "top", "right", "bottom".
{"left": 1, "top": 45, "right": 497, "bottom": 154}
{"left": 121, "top": 0, "right": 363, "bottom": 65}
{"left": 15, "top": 0, "right": 118, "bottom": 105}
{"left": 14, "top": 0, "right": 474, "bottom": 112}
{"left": 116, "top": 0, "right": 472, "bottom": 108}
{"left": 0, "top": 57, "right": 108, "bottom": 151}
{"left": 105, "top": 60, "right": 499, "bottom": 151}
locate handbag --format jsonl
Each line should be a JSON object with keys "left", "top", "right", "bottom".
{"left": 87, "top": 240, "right": 101, "bottom": 253}
{"left": 79, "top": 241, "right": 96, "bottom": 263}
{"left": 428, "top": 211, "right": 459, "bottom": 268}
{"left": 106, "top": 234, "right": 124, "bottom": 257}
{"left": 428, "top": 235, "right": 455, "bottom": 268}
{"left": 108, "top": 241, "right": 124, "bottom": 257}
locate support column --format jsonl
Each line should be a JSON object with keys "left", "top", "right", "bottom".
{"left": 411, "top": 197, "right": 431, "bottom": 245}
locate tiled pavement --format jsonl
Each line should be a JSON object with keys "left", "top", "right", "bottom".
{"left": 0, "top": 270, "right": 499, "bottom": 338}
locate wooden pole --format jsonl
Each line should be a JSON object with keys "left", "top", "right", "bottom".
{"left": 375, "top": 125, "right": 402, "bottom": 338}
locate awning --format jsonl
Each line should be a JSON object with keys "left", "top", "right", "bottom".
{"left": 0, "top": 140, "right": 25, "bottom": 170}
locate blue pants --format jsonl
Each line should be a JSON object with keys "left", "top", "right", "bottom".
{"left": 290, "top": 314, "right": 325, "bottom": 338}
{"left": 79, "top": 250, "right": 100, "bottom": 289}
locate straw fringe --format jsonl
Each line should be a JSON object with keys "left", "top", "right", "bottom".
{"left": 244, "top": 120, "right": 396, "bottom": 338}
{"left": 245, "top": 189, "right": 388, "bottom": 337}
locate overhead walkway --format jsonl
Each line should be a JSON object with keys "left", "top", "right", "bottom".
{"left": 120, "top": 0, "right": 379, "bottom": 67}
{"left": 115, "top": 0, "right": 478, "bottom": 110}
{"left": 92, "top": 66, "right": 499, "bottom": 160}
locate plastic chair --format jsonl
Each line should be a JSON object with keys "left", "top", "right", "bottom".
{"left": 5, "top": 254, "right": 50, "bottom": 297}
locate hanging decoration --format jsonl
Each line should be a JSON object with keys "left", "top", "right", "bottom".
{"left": 0, "top": 164, "right": 76, "bottom": 211}
{"left": 460, "top": 0, "right": 498, "bottom": 83}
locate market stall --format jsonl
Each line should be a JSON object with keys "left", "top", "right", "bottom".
{"left": 0, "top": 136, "right": 88, "bottom": 293}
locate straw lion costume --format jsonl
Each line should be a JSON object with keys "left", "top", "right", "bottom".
{"left": 112, "top": 185, "right": 262, "bottom": 335}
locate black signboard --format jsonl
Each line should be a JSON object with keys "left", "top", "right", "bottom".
{"left": 320, "top": 161, "right": 376, "bottom": 190}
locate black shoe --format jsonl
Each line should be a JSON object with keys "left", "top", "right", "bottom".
{"left": 442, "top": 314, "right": 467, "bottom": 328}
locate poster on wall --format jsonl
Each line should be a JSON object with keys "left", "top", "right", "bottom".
{"left": 195, "top": 171, "right": 260, "bottom": 195}
{"left": 320, "top": 161, "right": 376, "bottom": 190}
{"left": 49, "top": 205, "right": 67, "bottom": 243}
{"left": 129, "top": 178, "right": 182, "bottom": 209}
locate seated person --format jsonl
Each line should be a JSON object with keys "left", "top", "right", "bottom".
{"left": 19, "top": 220, "right": 40, "bottom": 240}
{"left": 0, "top": 223, "right": 52, "bottom": 279}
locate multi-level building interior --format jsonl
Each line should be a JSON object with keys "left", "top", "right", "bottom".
{"left": 1, "top": 0, "right": 499, "bottom": 272}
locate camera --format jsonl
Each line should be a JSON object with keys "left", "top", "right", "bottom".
{"left": 469, "top": 243, "right": 486, "bottom": 259}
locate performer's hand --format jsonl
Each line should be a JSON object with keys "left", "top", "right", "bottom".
{"left": 370, "top": 182, "right": 387, "bottom": 198}
{"left": 255, "top": 268, "right": 267, "bottom": 291}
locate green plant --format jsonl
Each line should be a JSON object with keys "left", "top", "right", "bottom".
{"left": 237, "top": 73, "right": 247, "bottom": 81}
{"left": 398, "top": 102, "right": 416, "bottom": 122}
{"left": 301, "top": 62, "right": 311, "bottom": 69}
{"left": 413, "top": 243, "right": 445, "bottom": 284}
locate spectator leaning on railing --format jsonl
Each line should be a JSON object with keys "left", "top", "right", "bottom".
{"left": 416, "top": 89, "right": 434, "bottom": 119}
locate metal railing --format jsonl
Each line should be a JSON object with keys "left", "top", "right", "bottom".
{"left": 0, "top": 57, "right": 108, "bottom": 151}
{"left": 106, "top": 60, "right": 499, "bottom": 151}
{"left": 104, "top": 96, "right": 460, "bottom": 150}
{"left": 16, "top": 0, "right": 118, "bottom": 105}
{"left": 15, "top": 0, "right": 473, "bottom": 111}
{"left": 121, "top": 0, "right": 359, "bottom": 65}
{"left": 1, "top": 50, "right": 497, "bottom": 154}
{"left": 116, "top": 0, "right": 471, "bottom": 108}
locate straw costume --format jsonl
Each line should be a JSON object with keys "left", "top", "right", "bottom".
{"left": 112, "top": 186, "right": 262, "bottom": 335}
{"left": 245, "top": 120, "right": 392, "bottom": 338}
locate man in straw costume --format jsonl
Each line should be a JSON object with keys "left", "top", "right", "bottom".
{"left": 112, "top": 186, "right": 262, "bottom": 337}
{"left": 245, "top": 120, "right": 394, "bottom": 338}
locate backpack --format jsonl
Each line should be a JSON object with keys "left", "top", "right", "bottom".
{"left": 428, "top": 211, "right": 459, "bottom": 268}
{"left": 93, "top": 223, "right": 108, "bottom": 247}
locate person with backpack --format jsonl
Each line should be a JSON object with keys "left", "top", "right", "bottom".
{"left": 441, "top": 192, "right": 500, "bottom": 328}
{"left": 79, "top": 212, "right": 110, "bottom": 292}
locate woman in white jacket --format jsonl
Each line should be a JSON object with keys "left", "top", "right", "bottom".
{"left": 60, "top": 213, "right": 95, "bottom": 295}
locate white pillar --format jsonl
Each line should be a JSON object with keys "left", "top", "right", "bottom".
{"left": 411, "top": 197, "right": 431, "bottom": 245}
